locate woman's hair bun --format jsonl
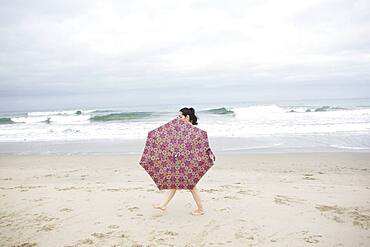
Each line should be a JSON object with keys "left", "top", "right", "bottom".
{"left": 179, "top": 107, "right": 198, "bottom": 125}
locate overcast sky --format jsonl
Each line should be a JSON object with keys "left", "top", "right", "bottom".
{"left": 0, "top": 0, "right": 369, "bottom": 111}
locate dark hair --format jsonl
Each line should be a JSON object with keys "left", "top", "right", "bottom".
{"left": 179, "top": 107, "right": 198, "bottom": 125}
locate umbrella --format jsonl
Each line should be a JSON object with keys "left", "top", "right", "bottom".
{"left": 139, "top": 116, "right": 215, "bottom": 190}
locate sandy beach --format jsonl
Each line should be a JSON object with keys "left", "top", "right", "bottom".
{"left": 1, "top": 152, "right": 370, "bottom": 247}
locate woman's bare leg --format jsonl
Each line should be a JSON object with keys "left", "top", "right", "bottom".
{"left": 153, "top": 189, "right": 177, "bottom": 211}
{"left": 190, "top": 187, "right": 204, "bottom": 214}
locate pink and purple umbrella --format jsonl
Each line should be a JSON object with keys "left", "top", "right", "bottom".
{"left": 139, "top": 116, "right": 215, "bottom": 190}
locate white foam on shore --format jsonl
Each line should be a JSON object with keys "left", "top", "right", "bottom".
{"left": 0, "top": 104, "right": 369, "bottom": 152}
{"left": 330, "top": 144, "right": 370, "bottom": 150}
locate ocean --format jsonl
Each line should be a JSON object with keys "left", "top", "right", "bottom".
{"left": 1, "top": 97, "right": 370, "bottom": 154}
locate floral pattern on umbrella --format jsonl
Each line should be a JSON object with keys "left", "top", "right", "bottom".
{"left": 139, "top": 116, "right": 215, "bottom": 190}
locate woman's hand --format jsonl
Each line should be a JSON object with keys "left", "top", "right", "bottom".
{"left": 209, "top": 152, "right": 215, "bottom": 161}
{"left": 207, "top": 149, "right": 215, "bottom": 161}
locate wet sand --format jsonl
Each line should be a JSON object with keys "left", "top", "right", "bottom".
{"left": 0, "top": 152, "right": 369, "bottom": 246}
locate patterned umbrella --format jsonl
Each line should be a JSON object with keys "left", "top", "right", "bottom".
{"left": 139, "top": 116, "right": 215, "bottom": 190}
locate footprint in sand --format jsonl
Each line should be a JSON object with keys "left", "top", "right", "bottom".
{"left": 220, "top": 184, "right": 240, "bottom": 190}
{"left": 267, "top": 230, "right": 321, "bottom": 244}
{"left": 224, "top": 195, "right": 240, "bottom": 200}
{"left": 37, "top": 224, "right": 56, "bottom": 232}
{"left": 316, "top": 204, "right": 370, "bottom": 229}
{"left": 12, "top": 243, "right": 37, "bottom": 247}
{"left": 108, "top": 224, "right": 120, "bottom": 229}
{"left": 91, "top": 232, "right": 109, "bottom": 239}
{"left": 151, "top": 213, "right": 163, "bottom": 219}
{"left": 34, "top": 214, "right": 58, "bottom": 222}
{"left": 293, "top": 230, "right": 322, "bottom": 243}
{"left": 67, "top": 238, "right": 94, "bottom": 246}
{"left": 59, "top": 208, "right": 73, "bottom": 212}
{"left": 127, "top": 206, "right": 140, "bottom": 212}
{"left": 1, "top": 185, "right": 44, "bottom": 191}
{"left": 303, "top": 234, "right": 322, "bottom": 243}
{"left": 316, "top": 204, "right": 347, "bottom": 224}
{"left": 200, "top": 188, "right": 219, "bottom": 193}
{"left": 67, "top": 169, "right": 79, "bottom": 173}
{"left": 274, "top": 195, "right": 305, "bottom": 206}
{"left": 237, "top": 189, "right": 259, "bottom": 196}
{"left": 55, "top": 186, "right": 84, "bottom": 191}
{"left": 215, "top": 207, "right": 231, "bottom": 213}
{"left": 80, "top": 238, "right": 94, "bottom": 245}
{"left": 234, "top": 231, "right": 254, "bottom": 240}
{"left": 104, "top": 187, "right": 144, "bottom": 192}
{"left": 163, "top": 230, "right": 178, "bottom": 236}
{"left": 302, "top": 174, "right": 317, "bottom": 180}
{"left": 350, "top": 210, "right": 370, "bottom": 230}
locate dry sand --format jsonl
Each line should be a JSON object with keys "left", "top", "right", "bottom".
{"left": 0, "top": 152, "right": 370, "bottom": 247}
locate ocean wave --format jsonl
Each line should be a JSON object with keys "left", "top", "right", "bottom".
{"left": 90, "top": 112, "right": 153, "bottom": 122}
{"left": 201, "top": 107, "right": 234, "bottom": 115}
{"left": 27, "top": 109, "right": 95, "bottom": 117}
{"left": 91, "top": 110, "right": 114, "bottom": 114}
{"left": 288, "top": 106, "right": 348, "bottom": 113}
{"left": 0, "top": 117, "right": 15, "bottom": 124}
{"left": 5, "top": 110, "right": 156, "bottom": 124}
{"left": 11, "top": 115, "right": 91, "bottom": 124}
{"left": 230, "top": 104, "right": 354, "bottom": 119}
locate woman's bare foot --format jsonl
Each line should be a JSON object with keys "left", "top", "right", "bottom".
{"left": 191, "top": 208, "right": 205, "bottom": 215}
{"left": 153, "top": 204, "right": 166, "bottom": 211}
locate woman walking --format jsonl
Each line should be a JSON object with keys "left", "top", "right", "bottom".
{"left": 153, "top": 107, "right": 206, "bottom": 216}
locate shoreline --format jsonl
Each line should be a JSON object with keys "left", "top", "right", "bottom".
{"left": 1, "top": 150, "right": 370, "bottom": 156}
{"left": 1, "top": 135, "right": 370, "bottom": 155}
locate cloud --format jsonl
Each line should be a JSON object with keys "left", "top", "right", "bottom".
{"left": 0, "top": 0, "right": 369, "bottom": 100}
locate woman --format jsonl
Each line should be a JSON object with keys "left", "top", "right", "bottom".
{"left": 153, "top": 107, "right": 205, "bottom": 216}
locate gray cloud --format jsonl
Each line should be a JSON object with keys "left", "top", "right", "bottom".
{"left": 0, "top": 0, "right": 369, "bottom": 111}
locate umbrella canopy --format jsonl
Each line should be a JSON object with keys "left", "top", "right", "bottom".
{"left": 139, "top": 116, "right": 215, "bottom": 190}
